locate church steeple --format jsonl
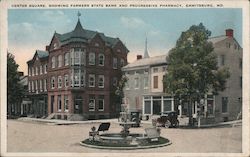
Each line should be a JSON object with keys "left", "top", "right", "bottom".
{"left": 144, "top": 37, "right": 150, "bottom": 58}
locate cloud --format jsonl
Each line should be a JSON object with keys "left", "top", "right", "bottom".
{"left": 120, "top": 16, "right": 146, "bottom": 29}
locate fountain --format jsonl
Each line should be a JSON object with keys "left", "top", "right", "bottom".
{"left": 80, "top": 103, "right": 171, "bottom": 149}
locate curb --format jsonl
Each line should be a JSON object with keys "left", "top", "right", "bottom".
{"left": 79, "top": 140, "right": 172, "bottom": 150}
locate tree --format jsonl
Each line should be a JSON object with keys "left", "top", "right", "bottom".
{"left": 115, "top": 75, "right": 128, "bottom": 112}
{"left": 7, "top": 52, "right": 24, "bottom": 117}
{"left": 163, "top": 23, "right": 230, "bottom": 126}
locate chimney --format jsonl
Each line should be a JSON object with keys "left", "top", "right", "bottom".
{"left": 226, "top": 29, "right": 233, "bottom": 38}
{"left": 45, "top": 45, "right": 50, "bottom": 51}
{"left": 137, "top": 55, "right": 142, "bottom": 60}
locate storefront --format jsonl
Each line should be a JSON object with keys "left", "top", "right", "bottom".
{"left": 143, "top": 95, "right": 174, "bottom": 115}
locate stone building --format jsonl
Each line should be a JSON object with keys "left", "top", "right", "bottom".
{"left": 123, "top": 29, "right": 242, "bottom": 124}
{"left": 27, "top": 17, "right": 128, "bottom": 120}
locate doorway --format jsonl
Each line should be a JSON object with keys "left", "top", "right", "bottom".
{"left": 74, "top": 95, "right": 83, "bottom": 114}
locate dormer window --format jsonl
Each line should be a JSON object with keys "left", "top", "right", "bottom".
{"left": 53, "top": 43, "right": 58, "bottom": 49}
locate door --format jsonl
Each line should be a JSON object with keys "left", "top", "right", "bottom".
{"left": 51, "top": 96, "right": 54, "bottom": 113}
{"left": 74, "top": 95, "right": 83, "bottom": 114}
{"left": 153, "top": 100, "right": 161, "bottom": 115}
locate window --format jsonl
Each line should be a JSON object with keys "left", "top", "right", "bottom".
{"left": 89, "top": 95, "right": 95, "bottom": 111}
{"left": 89, "top": 53, "right": 95, "bottom": 65}
{"left": 239, "top": 58, "right": 242, "bottom": 69}
{"left": 98, "top": 96, "right": 104, "bottom": 111}
{"left": 31, "top": 81, "right": 34, "bottom": 92}
{"left": 74, "top": 69, "right": 80, "bottom": 87}
{"left": 64, "top": 75, "right": 69, "bottom": 87}
{"left": 58, "top": 55, "right": 62, "bottom": 67}
{"left": 226, "top": 42, "right": 231, "bottom": 48}
{"left": 64, "top": 95, "right": 69, "bottom": 112}
{"left": 153, "top": 68, "right": 158, "bottom": 73}
{"left": 98, "top": 75, "right": 104, "bottom": 88}
{"left": 120, "top": 59, "right": 125, "bottom": 67}
{"left": 35, "top": 80, "right": 38, "bottom": 92}
{"left": 222, "top": 97, "right": 228, "bottom": 113}
{"left": 40, "top": 65, "right": 43, "bottom": 75}
{"left": 98, "top": 54, "right": 105, "bottom": 66}
{"left": 70, "top": 48, "right": 85, "bottom": 65}
{"left": 44, "top": 64, "right": 47, "bottom": 74}
{"left": 39, "top": 80, "right": 43, "bottom": 92}
{"left": 58, "top": 95, "right": 62, "bottom": 112}
{"left": 64, "top": 52, "right": 69, "bottom": 66}
{"left": 144, "top": 77, "right": 149, "bottom": 89}
{"left": 113, "top": 57, "right": 118, "bottom": 69}
{"left": 134, "top": 78, "right": 139, "bottom": 89}
{"left": 28, "top": 81, "right": 31, "bottom": 92}
{"left": 240, "top": 76, "right": 242, "bottom": 88}
{"left": 32, "top": 67, "right": 34, "bottom": 76}
{"left": 36, "top": 67, "right": 39, "bottom": 75}
{"left": 95, "top": 43, "right": 100, "bottom": 47}
{"left": 28, "top": 68, "right": 31, "bottom": 76}
{"left": 51, "top": 77, "right": 55, "bottom": 89}
{"left": 53, "top": 43, "right": 58, "bottom": 49}
{"left": 81, "top": 72, "right": 85, "bottom": 86}
{"left": 153, "top": 76, "right": 158, "bottom": 89}
{"left": 163, "top": 100, "right": 172, "bottom": 111}
{"left": 52, "top": 56, "right": 56, "bottom": 68}
{"left": 58, "top": 76, "right": 62, "bottom": 88}
{"left": 89, "top": 74, "right": 95, "bottom": 87}
{"left": 113, "top": 77, "right": 118, "bottom": 86}
{"left": 144, "top": 100, "right": 151, "bottom": 114}
{"left": 74, "top": 50, "right": 80, "bottom": 65}
{"left": 44, "top": 79, "right": 47, "bottom": 91}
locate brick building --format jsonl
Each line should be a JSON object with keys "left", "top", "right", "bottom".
{"left": 27, "top": 17, "right": 129, "bottom": 120}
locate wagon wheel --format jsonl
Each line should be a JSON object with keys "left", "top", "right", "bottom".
{"left": 165, "top": 120, "right": 171, "bottom": 128}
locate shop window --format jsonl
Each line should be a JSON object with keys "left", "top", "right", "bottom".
{"left": 144, "top": 100, "right": 151, "bottom": 114}
{"left": 163, "top": 100, "right": 172, "bottom": 111}
{"left": 98, "top": 95, "right": 104, "bottom": 111}
{"left": 64, "top": 95, "right": 69, "bottom": 112}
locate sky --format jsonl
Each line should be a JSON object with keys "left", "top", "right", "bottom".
{"left": 8, "top": 8, "right": 242, "bottom": 75}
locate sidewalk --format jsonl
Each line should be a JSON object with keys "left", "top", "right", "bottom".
{"left": 18, "top": 117, "right": 242, "bottom": 128}
{"left": 17, "top": 117, "right": 118, "bottom": 125}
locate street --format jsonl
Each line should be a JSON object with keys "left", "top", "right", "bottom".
{"left": 7, "top": 119, "right": 242, "bottom": 153}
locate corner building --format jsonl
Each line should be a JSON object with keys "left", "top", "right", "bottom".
{"left": 27, "top": 18, "right": 129, "bottom": 120}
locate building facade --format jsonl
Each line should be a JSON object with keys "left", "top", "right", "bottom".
{"left": 123, "top": 29, "right": 242, "bottom": 124}
{"left": 27, "top": 18, "right": 128, "bottom": 120}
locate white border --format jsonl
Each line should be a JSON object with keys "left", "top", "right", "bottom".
{"left": 0, "top": 0, "right": 249, "bottom": 157}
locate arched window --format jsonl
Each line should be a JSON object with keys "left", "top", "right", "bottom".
{"left": 52, "top": 56, "right": 56, "bottom": 68}
{"left": 98, "top": 54, "right": 105, "bottom": 66}
{"left": 89, "top": 53, "right": 95, "bottom": 65}
{"left": 64, "top": 52, "right": 69, "bottom": 66}
{"left": 58, "top": 55, "right": 62, "bottom": 67}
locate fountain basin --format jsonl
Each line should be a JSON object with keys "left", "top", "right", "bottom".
{"left": 81, "top": 133, "right": 171, "bottom": 149}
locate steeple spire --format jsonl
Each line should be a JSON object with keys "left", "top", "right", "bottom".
{"left": 77, "top": 11, "right": 81, "bottom": 21}
{"left": 144, "top": 37, "right": 150, "bottom": 58}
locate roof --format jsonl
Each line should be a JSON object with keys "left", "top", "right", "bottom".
{"left": 123, "top": 55, "right": 167, "bottom": 70}
{"left": 207, "top": 35, "right": 227, "bottom": 44}
{"left": 54, "top": 20, "right": 128, "bottom": 51}
{"left": 27, "top": 50, "right": 49, "bottom": 63}
{"left": 36, "top": 50, "right": 49, "bottom": 58}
